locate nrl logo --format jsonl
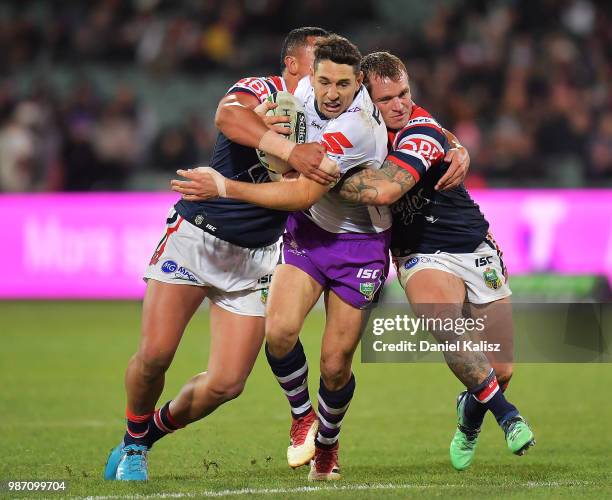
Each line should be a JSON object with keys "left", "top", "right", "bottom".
{"left": 359, "top": 282, "right": 376, "bottom": 300}
{"left": 483, "top": 267, "right": 502, "bottom": 290}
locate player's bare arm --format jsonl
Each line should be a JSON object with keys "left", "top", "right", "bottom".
{"left": 216, "top": 93, "right": 334, "bottom": 185}
{"left": 436, "top": 128, "right": 470, "bottom": 191}
{"left": 337, "top": 158, "right": 417, "bottom": 206}
{"left": 224, "top": 171, "right": 332, "bottom": 210}
{"left": 172, "top": 158, "right": 338, "bottom": 211}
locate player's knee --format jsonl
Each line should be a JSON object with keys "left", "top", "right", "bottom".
{"left": 134, "top": 350, "right": 174, "bottom": 380}
{"left": 206, "top": 378, "right": 246, "bottom": 404}
{"left": 265, "top": 314, "right": 300, "bottom": 356}
{"left": 320, "top": 354, "right": 352, "bottom": 391}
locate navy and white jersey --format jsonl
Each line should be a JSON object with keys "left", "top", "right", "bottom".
{"left": 387, "top": 104, "right": 489, "bottom": 256}
{"left": 294, "top": 77, "right": 390, "bottom": 234}
{"left": 174, "top": 76, "right": 288, "bottom": 248}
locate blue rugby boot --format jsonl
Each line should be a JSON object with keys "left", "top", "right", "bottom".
{"left": 116, "top": 444, "right": 149, "bottom": 480}
{"left": 103, "top": 442, "right": 123, "bottom": 480}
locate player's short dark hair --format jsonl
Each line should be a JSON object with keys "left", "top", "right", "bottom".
{"left": 280, "top": 27, "right": 329, "bottom": 70}
{"left": 361, "top": 52, "right": 409, "bottom": 92}
{"left": 314, "top": 34, "right": 362, "bottom": 75}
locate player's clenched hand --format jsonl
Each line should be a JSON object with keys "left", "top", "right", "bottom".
{"left": 171, "top": 167, "right": 227, "bottom": 201}
{"left": 254, "top": 101, "right": 290, "bottom": 136}
{"left": 436, "top": 146, "right": 470, "bottom": 191}
{"left": 288, "top": 142, "right": 338, "bottom": 185}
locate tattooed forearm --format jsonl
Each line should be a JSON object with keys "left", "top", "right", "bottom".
{"left": 337, "top": 159, "right": 417, "bottom": 206}
{"left": 338, "top": 169, "right": 381, "bottom": 204}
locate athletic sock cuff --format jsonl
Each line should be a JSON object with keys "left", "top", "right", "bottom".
{"left": 163, "top": 403, "right": 183, "bottom": 429}
{"left": 265, "top": 340, "right": 306, "bottom": 377}
{"left": 126, "top": 408, "right": 153, "bottom": 423}
{"left": 469, "top": 369, "right": 499, "bottom": 403}
{"left": 319, "top": 373, "right": 356, "bottom": 408}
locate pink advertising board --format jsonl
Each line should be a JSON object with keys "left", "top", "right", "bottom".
{"left": 0, "top": 193, "right": 173, "bottom": 299}
{"left": 0, "top": 190, "right": 610, "bottom": 299}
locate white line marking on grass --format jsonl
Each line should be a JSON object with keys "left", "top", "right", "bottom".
{"left": 75, "top": 480, "right": 593, "bottom": 499}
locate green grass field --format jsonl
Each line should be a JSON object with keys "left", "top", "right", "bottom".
{"left": 1, "top": 301, "right": 611, "bottom": 499}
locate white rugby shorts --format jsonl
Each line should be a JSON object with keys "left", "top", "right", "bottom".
{"left": 144, "top": 208, "right": 279, "bottom": 316}
{"left": 394, "top": 235, "right": 512, "bottom": 305}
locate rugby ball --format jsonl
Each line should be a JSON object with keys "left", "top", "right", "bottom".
{"left": 256, "top": 91, "right": 307, "bottom": 179}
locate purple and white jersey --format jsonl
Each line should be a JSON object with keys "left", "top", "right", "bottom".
{"left": 294, "top": 77, "right": 391, "bottom": 234}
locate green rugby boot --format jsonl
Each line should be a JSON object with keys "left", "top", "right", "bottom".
{"left": 449, "top": 391, "right": 480, "bottom": 471}
{"left": 502, "top": 415, "right": 535, "bottom": 455}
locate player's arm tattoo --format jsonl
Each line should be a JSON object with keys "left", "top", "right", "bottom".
{"left": 336, "top": 158, "right": 417, "bottom": 206}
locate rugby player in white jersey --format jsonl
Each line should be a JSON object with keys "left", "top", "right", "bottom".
{"left": 103, "top": 27, "right": 334, "bottom": 481}
{"left": 334, "top": 52, "right": 535, "bottom": 469}
{"left": 173, "top": 35, "right": 390, "bottom": 481}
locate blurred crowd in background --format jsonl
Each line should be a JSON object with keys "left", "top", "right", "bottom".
{"left": 0, "top": 0, "right": 610, "bottom": 191}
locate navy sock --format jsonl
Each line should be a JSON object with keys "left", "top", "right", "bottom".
{"left": 144, "top": 401, "right": 183, "bottom": 448}
{"left": 123, "top": 409, "right": 153, "bottom": 447}
{"left": 463, "top": 370, "right": 518, "bottom": 429}
{"left": 463, "top": 374, "right": 512, "bottom": 429}
{"left": 316, "top": 374, "right": 356, "bottom": 450}
{"left": 266, "top": 340, "right": 312, "bottom": 418}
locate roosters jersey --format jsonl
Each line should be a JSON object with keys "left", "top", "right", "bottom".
{"left": 294, "top": 77, "right": 391, "bottom": 234}
{"left": 174, "top": 76, "right": 289, "bottom": 248}
{"left": 387, "top": 104, "right": 489, "bottom": 256}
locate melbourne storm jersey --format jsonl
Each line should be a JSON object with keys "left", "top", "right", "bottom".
{"left": 294, "top": 77, "right": 390, "bottom": 234}
{"left": 174, "top": 76, "right": 289, "bottom": 248}
{"left": 387, "top": 104, "right": 489, "bottom": 256}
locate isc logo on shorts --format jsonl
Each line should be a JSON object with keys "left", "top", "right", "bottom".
{"left": 257, "top": 274, "right": 272, "bottom": 285}
{"left": 356, "top": 268, "right": 380, "bottom": 279}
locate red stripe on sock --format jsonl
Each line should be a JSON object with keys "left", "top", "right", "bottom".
{"left": 164, "top": 406, "right": 183, "bottom": 429}
{"left": 475, "top": 376, "right": 499, "bottom": 403}
{"left": 153, "top": 410, "right": 173, "bottom": 434}
{"left": 126, "top": 408, "right": 153, "bottom": 423}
